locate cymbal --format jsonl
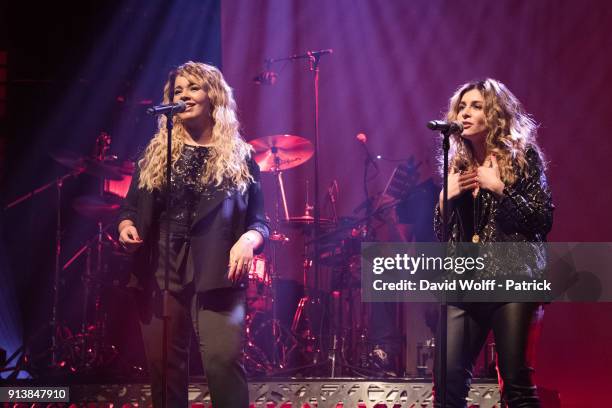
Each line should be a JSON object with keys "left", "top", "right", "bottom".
{"left": 50, "top": 150, "right": 125, "bottom": 180}
{"left": 73, "top": 194, "right": 122, "bottom": 221}
{"left": 249, "top": 134, "right": 314, "bottom": 172}
{"left": 281, "top": 215, "right": 334, "bottom": 229}
{"left": 49, "top": 149, "right": 86, "bottom": 172}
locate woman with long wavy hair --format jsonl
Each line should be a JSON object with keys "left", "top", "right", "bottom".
{"left": 433, "top": 78, "right": 553, "bottom": 407}
{"left": 118, "top": 61, "right": 269, "bottom": 408}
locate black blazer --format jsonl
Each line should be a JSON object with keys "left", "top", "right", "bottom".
{"left": 118, "top": 157, "right": 269, "bottom": 293}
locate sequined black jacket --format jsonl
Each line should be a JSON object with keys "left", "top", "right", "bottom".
{"left": 434, "top": 147, "right": 554, "bottom": 279}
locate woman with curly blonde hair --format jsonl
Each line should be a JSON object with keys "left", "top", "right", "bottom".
{"left": 118, "top": 61, "right": 269, "bottom": 408}
{"left": 433, "top": 79, "right": 554, "bottom": 407}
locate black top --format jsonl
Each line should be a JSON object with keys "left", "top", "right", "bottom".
{"left": 155, "top": 145, "right": 215, "bottom": 291}
{"left": 453, "top": 190, "right": 485, "bottom": 242}
{"left": 157, "top": 144, "right": 214, "bottom": 232}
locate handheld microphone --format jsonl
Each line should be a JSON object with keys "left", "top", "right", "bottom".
{"left": 426, "top": 120, "right": 463, "bottom": 134}
{"left": 146, "top": 101, "right": 187, "bottom": 116}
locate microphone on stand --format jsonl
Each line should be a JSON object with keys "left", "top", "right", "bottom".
{"left": 306, "top": 49, "right": 334, "bottom": 57}
{"left": 146, "top": 101, "right": 186, "bottom": 116}
{"left": 426, "top": 120, "right": 463, "bottom": 134}
{"left": 147, "top": 101, "right": 187, "bottom": 115}
{"left": 356, "top": 133, "right": 379, "bottom": 171}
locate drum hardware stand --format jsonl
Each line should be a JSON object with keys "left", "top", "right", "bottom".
{"left": 265, "top": 150, "right": 300, "bottom": 373}
{"left": 59, "top": 133, "right": 121, "bottom": 373}
{"left": 60, "top": 222, "right": 119, "bottom": 369}
{"left": 327, "top": 259, "right": 384, "bottom": 378}
{"left": 3, "top": 168, "right": 83, "bottom": 379}
{"left": 289, "top": 191, "right": 330, "bottom": 375}
{"left": 416, "top": 338, "right": 436, "bottom": 377}
{"left": 246, "top": 134, "right": 315, "bottom": 375}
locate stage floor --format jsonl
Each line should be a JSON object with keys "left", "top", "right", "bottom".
{"left": 3, "top": 378, "right": 501, "bottom": 407}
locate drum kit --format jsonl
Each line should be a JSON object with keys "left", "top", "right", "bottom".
{"left": 242, "top": 133, "right": 380, "bottom": 377}
{"left": 242, "top": 133, "right": 424, "bottom": 377}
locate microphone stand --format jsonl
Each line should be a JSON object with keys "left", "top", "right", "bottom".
{"left": 162, "top": 110, "right": 177, "bottom": 408}
{"left": 439, "top": 128, "right": 452, "bottom": 408}
{"left": 141, "top": 100, "right": 184, "bottom": 406}
{"left": 308, "top": 51, "right": 323, "bottom": 304}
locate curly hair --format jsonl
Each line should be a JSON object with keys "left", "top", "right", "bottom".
{"left": 138, "top": 61, "right": 253, "bottom": 193}
{"left": 439, "top": 78, "right": 544, "bottom": 185}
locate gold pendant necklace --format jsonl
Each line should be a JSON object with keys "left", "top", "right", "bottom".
{"left": 472, "top": 190, "right": 481, "bottom": 243}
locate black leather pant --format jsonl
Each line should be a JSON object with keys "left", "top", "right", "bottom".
{"left": 433, "top": 302, "right": 543, "bottom": 408}
{"left": 138, "top": 288, "right": 248, "bottom": 408}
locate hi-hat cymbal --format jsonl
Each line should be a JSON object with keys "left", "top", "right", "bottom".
{"left": 281, "top": 215, "right": 334, "bottom": 229}
{"left": 50, "top": 150, "right": 125, "bottom": 180}
{"left": 248, "top": 134, "right": 314, "bottom": 172}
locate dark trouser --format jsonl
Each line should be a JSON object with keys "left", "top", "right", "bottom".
{"left": 139, "top": 288, "right": 248, "bottom": 408}
{"left": 433, "top": 302, "right": 543, "bottom": 408}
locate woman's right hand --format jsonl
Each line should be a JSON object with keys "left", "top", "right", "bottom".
{"left": 118, "top": 223, "right": 144, "bottom": 253}
{"left": 439, "top": 168, "right": 479, "bottom": 209}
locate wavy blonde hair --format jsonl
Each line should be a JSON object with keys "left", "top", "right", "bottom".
{"left": 138, "top": 61, "right": 253, "bottom": 193}
{"left": 440, "top": 78, "right": 544, "bottom": 184}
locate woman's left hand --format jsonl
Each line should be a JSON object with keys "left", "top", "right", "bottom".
{"left": 227, "top": 232, "right": 259, "bottom": 283}
{"left": 477, "top": 154, "right": 505, "bottom": 196}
